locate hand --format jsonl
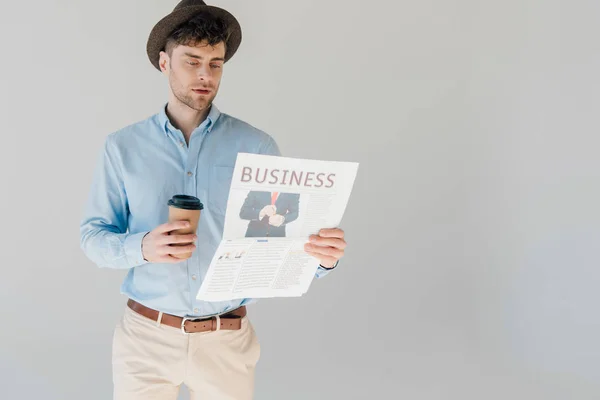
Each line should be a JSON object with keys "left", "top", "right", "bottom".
{"left": 141, "top": 221, "right": 198, "bottom": 263}
{"left": 269, "top": 214, "right": 285, "bottom": 227}
{"left": 259, "top": 205, "right": 277, "bottom": 220}
{"left": 304, "top": 228, "right": 346, "bottom": 268}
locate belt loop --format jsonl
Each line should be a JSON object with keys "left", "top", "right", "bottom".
{"left": 156, "top": 311, "right": 163, "bottom": 327}
{"left": 215, "top": 315, "right": 221, "bottom": 331}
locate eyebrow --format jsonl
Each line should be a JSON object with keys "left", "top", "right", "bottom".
{"left": 183, "top": 52, "right": 225, "bottom": 62}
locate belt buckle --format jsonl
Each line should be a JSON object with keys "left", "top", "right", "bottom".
{"left": 181, "top": 316, "right": 197, "bottom": 335}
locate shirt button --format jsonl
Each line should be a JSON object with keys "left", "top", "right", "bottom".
{"left": 194, "top": 308, "right": 199, "bottom": 314}
{"left": 192, "top": 275, "right": 197, "bottom": 280}
{"left": 179, "top": 141, "right": 184, "bottom": 147}
{"left": 187, "top": 171, "right": 193, "bottom": 177}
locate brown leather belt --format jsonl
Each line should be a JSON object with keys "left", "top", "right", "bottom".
{"left": 127, "top": 299, "right": 246, "bottom": 334}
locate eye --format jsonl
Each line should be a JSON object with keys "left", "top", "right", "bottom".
{"left": 210, "top": 64, "right": 222, "bottom": 69}
{"left": 187, "top": 61, "right": 199, "bottom": 66}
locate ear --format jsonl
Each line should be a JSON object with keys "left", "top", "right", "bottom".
{"left": 158, "top": 51, "right": 170, "bottom": 74}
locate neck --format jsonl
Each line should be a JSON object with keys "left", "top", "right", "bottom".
{"left": 165, "top": 99, "right": 211, "bottom": 142}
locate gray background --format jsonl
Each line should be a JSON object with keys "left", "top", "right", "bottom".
{"left": 1, "top": 0, "right": 599, "bottom": 399}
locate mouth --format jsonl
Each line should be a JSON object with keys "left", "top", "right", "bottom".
{"left": 192, "top": 88, "right": 211, "bottom": 95}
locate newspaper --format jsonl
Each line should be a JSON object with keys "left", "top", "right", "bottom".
{"left": 196, "top": 153, "right": 359, "bottom": 301}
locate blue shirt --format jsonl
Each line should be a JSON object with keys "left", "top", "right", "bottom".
{"left": 79, "top": 104, "right": 334, "bottom": 318}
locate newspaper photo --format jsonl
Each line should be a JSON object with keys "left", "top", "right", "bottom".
{"left": 196, "top": 153, "right": 359, "bottom": 301}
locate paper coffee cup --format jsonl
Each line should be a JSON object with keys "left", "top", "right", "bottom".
{"left": 167, "top": 195, "right": 204, "bottom": 259}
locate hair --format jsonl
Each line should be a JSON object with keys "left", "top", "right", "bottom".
{"left": 164, "top": 12, "right": 230, "bottom": 56}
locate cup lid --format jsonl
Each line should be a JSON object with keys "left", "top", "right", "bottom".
{"left": 168, "top": 195, "right": 204, "bottom": 210}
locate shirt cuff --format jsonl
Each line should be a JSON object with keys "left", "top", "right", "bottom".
{"left": 315, "top": 260, "right": 339, "bottom": 279}
{"left": 124, "top": 231, "right": 150, "bottom": 267}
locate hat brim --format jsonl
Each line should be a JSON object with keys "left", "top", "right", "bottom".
{"left": 146, "top": 5, "right": 242, "bottom": 71}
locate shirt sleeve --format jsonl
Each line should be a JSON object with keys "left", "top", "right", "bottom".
{"left": 258, "top": 135, "right": 282, "bottom": 157}
{"left": 79, "top": 134, "right": 149, "bottom": 269}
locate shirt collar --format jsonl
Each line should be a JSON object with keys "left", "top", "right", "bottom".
{"left": 158, "top": 103, "right": 221, "bottom": 136}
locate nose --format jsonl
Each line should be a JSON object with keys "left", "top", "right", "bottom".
{"left": 197, "top": 64, "right": 213, "bottom": 79}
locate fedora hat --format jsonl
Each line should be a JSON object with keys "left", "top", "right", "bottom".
{"left": 146, "top": 0, "right": 242, "bottom": 71}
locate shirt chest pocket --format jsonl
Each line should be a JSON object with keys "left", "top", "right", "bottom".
{"left": 207, "top": 166, "right": 235, "bottom": 215}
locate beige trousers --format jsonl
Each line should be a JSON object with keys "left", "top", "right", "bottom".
{"left": 112, "top": 305, "right": 261, "bottom": 400}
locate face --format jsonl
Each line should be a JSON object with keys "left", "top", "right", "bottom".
{"left": 159, "top": 40, "right": 226, "bottom": 112}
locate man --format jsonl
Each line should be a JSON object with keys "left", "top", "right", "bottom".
{"left": 79, "top": 1, "right": 346, "bottom": 399}
{"left": 239, "top": 190, "right": 300, "bottom": 237}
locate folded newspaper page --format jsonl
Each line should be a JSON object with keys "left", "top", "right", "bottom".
{"left": 196, "top": 153, "right": 359, "bottom": 301}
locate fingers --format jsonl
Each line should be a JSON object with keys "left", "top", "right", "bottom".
{"left": 165, "top": 243, "right": 197, "bottom": 255}
{"left": 263, "top": 205, "right": 276, "bottom": 216}
{"left": 317, "top": 228, "right": 344, "bottom": 238}
{"left": 157, "top": 220, "right": 190, "bottom": 233}
{"left": 304, "top": 250, "right": 338, "bottom": 267}
{"left": 153, "top": 243, "right": 196, "bottom": 262}
{"left": 160, "top": 233, "right": 197, "bottom": 245}
{"left": 304, "top": 228, "right": 346, "bottom": 262}
{"left": 304, "top": 243, "right": 344, "bottom": 259}
{"left": 268, "top": 215, "right": 284, "bottom": 227}
{"left": 309, "top": 235, "right": 346, "bottom": 249}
